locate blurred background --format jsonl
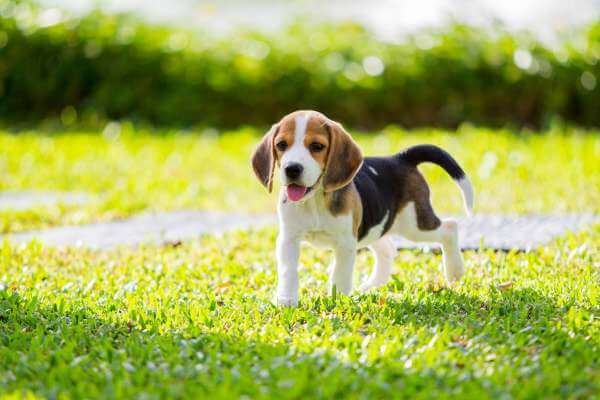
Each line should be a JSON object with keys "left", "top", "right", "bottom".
{"left": 1, "top": 0, "right": 598, "bottom": 129}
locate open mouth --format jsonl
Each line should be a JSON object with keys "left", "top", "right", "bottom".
{"left": 286, "top": 183, "right": 312, "bottom": 202}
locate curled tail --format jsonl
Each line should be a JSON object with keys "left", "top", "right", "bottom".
{"left": 398, "top": 144, "right": 474, "bottom": 215}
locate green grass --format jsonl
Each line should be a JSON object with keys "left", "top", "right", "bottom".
{"left": 1, "top": 124, "right": 599, "bottom": 233}
{"left": 0, "top": 125, "right": 598, "bottom": 398}
{"left": 0, "top": 225, "right": 598, "bottom": 398}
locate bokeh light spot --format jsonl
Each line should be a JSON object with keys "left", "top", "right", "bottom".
{"left": 363, "top": 56, "right": 385, "bottom": 76}
{"left": 514, "top": 49, "right": 532, "bottom": 70}
{"left": 580, "top": 71, "right": 596, "bottom": 90}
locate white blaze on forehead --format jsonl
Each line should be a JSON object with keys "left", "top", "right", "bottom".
{"left": 293, "top": 112, "right": 309, "bottom": 143}
{"left": 285, "top": 112, "right": 310, "bottom": 161}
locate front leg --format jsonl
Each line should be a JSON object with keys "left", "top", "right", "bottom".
{"left": 276, "top": 233, "right": 301, "bottom": 306}
{"left": 330, "top": 240, "right": 357, "bottom": 295}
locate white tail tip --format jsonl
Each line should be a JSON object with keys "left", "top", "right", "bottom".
{"left": 457, "top": 176, "right": 474, "bottom": 216}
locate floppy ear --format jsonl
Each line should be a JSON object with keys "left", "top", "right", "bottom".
{"left": 251, "top": 124, "right": 279, "bottom": 192}
{"left": 323, "top": 120, "right": 363, "bottom": 192}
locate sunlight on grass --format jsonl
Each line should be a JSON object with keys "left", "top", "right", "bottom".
{"left": 0, "top": 225, "right": 598, "bottom": 398}
{"left": 0, "top": 125, "right": 598, "bottom": 233}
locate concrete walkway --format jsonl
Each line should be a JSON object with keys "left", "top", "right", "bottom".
{"left": 3, "top": 211, "right": 276, "bottom": 250}
{"left": 2, "top": 210, "right": 597, "bottom": 251}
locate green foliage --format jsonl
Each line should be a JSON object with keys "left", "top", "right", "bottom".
{"left": 0, "top": 2, "right": 598, "bottom": 128}
{"left": 0, "top": 124, "right": 598, "bottom": 234}
{"left": 0, "top": 224, "right": 598, "bottom": 398}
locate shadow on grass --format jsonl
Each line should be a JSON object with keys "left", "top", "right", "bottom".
{"left": 381, "top": 287, "right": 573, "bottom": 330}
{"left": 0, "top": 287, "right": 596, "bottom": 398}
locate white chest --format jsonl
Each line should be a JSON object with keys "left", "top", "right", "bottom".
{"left": 278, "top": 191, "right": 354, "bottom": 248}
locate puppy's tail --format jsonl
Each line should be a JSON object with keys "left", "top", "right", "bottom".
{"left": 398, "top": 144, "right": 473, "bottom": 215}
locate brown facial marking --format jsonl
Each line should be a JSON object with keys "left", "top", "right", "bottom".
{"left": 273, "top": 129, "right": 294, "bottom": 159}
{"left": 271, "top": 113, "right": 296, "bottom": 160}
{"left": 303, "top": 115, "right": 330, "bottom": 171}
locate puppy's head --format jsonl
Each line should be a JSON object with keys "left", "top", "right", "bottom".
{"left": 251, "top": 111, "right": 363, "bottom": 202}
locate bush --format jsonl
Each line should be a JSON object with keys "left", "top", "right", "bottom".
{"left": 0, "top": 1, "right": 598, "bottom": 129}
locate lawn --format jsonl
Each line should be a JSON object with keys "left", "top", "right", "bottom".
{"left": 0, "top": 226, "right": 598, "bottom": 398}
{"left": 0, "top": 124, "right": 598, "bottom": 398}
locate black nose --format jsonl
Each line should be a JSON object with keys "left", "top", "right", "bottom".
{"left": 284, "top": 163, "right": 303, "bottom": 180}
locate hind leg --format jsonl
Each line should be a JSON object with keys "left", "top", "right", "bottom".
{"left": 359, "top": 236, "right": 397, "bottom": 292}
{"left": 392, "top": 201, "right": 464, "bottom": 282}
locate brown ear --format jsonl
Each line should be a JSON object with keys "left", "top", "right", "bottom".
{"left": 323, "top": 120, "right": 363, "bottom": 192}
{"left": 251, "top": 124, "right": 279, "bottom": 192}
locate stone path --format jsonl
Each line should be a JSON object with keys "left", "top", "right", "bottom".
{"left": 2, "top": 210, "right": 597, "bottom": 251}
{"left": 4, "top": 211, "right": 276, "bottom": 250}
{"left": 0, "top": 190, "right": 90, "bottom": 210}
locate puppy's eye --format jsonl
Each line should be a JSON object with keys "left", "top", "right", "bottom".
{"left": 309, "top": 142, "right": 325, "bottom": 152}
{"left": 276, "top": 141, "right": 288, "bottom": 151}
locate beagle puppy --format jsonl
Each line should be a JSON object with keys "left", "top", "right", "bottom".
{"left": 252, "top": 110, "right": 473, "bottom": 306}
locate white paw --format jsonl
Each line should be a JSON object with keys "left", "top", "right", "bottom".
{"left": 277, "top": 295, "right": 298, "bottom": 307}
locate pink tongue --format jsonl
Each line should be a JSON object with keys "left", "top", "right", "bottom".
{"left": 287, "top": 184, "right": 307, "bottom": 201}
